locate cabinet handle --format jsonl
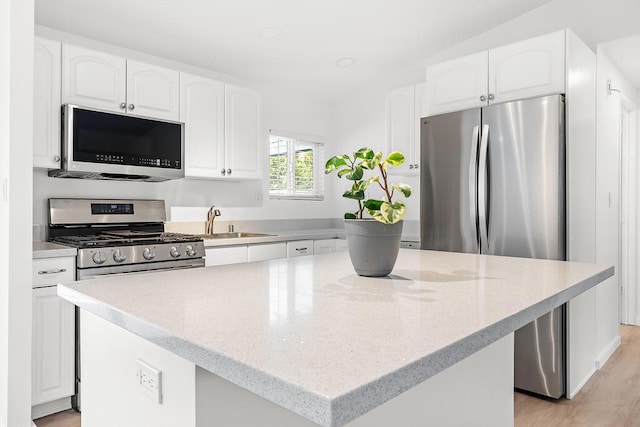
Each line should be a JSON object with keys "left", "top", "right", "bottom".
{"left": 409, "top": 164, "right": 414, "bottom": 170}
{"left": 128, "top": 104, "right": 135, "bottom": 111}
{"left": 221, "top": 169, "right": 226, "bottom": 176}
{"left": 295, "top": 248, "right": 308, "bottom": 252}
{"left": 227, "top": 169, "right": 232, "bottom": 175}
{"left": 414, "top": 164, "right": 419, "bottom": 170}
{"left": 480, "top": 95, "right": 486, "bottom": 102}
{"left": 488, "top": 94, "right": 495, "bottom": 101}
{"left": 53, "top": 155, "right": 60, "bottom": 162}
{"left": 38, "top": 268, "right": 67, "bottom": 275}
{"left": 119, "top": 102, "right": 126, "bottom": 109}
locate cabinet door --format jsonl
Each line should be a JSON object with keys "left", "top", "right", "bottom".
{"left": 127, "top": 60, "right": 180, "bottom": 120}
{"left": 62, "top": 44, "right": 126, "bottom": 113}
{"left": 335, "top": 238, "right": 349, "bottom": 252}
{"left": 489, "top": 30, "right": 565, "bottom": 104}
{"left": 181, "top": 73, "right": 225, "bottom": 178}
{"left": 426, "top": 51, "right": 488, "bottom": 116}
{"left": 385, "top": 85, "right": 415, "bottom": 175}
{"left": 33, "top": 37, "right": 62, "bottom": 169}
{"left": 32, "top": 286, "right": 75, "bottom": 406}
{"left": 248, "top": 242, "right": 286, "bottom": 262}
{"left": 286, "top": 240, "right": 314, "bottom": 257}
{"left": 224, "top": 84, "right": 262, "bottom": 179}
{"left": 313, "top": 239, "right": 336, "bottom": 254}
{"left": 205, "top": 246, "right": 248, "bottom": 266}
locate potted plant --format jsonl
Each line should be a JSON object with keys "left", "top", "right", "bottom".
{"left": 325, "top": 148, "right": 412, "bottom": 276}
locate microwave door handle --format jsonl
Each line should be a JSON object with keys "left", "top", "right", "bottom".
{"left": 469, "top": 125, "right": 480, "bottom": 253}
{"left": 478, "top": 124, "right": 489, "bottom": 254}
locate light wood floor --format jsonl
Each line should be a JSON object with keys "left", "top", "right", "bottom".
{"left": 34, "top": 325, "right": 640, "bottom": 427}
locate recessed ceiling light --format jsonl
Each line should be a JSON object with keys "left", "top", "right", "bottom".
{"left": 258, "top": 27, "right": 283, "bottom": 40}
{"left": 335, "top": 57, "right": 356, "bottom": 68}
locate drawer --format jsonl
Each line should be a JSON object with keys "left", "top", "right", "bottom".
{"left": 287, "top": 240, "right": 314, "bottom": 257}
{"left": 32, "top": 257, "right": 75, "bottom": 288}
{"left": 205, "top": 246, "right": 248, "bottom": 266}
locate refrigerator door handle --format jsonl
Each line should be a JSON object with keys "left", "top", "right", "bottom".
{"left": 478, "top": 124, "right": 489, "bottom": 253}
{"left": 469, "top": 125, "right": 480, "bottom": 253}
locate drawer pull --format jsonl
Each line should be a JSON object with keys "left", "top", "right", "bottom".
{"left": 296, "top": 248, "right": 308, "bottom": 252}
{"left": 38, "top": 268, "right": 67, "bottom": 275}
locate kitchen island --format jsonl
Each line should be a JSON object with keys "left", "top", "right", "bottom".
{"left": 58, "top": 249, "right": 613, "bottom": 427}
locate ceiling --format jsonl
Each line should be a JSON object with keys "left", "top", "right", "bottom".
{"left": 599, "top": 34, "right": 640, "bottom": 89}
{"left": 35, "top": 0, "right": 552, "bottom": 102}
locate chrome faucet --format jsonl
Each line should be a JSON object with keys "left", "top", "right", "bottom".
{"left": 205, "top": 206, "right": 221, "bottom": 235}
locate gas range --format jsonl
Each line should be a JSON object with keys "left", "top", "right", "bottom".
{"left": 48, "top": 199, "right": 205, "bottom": 279}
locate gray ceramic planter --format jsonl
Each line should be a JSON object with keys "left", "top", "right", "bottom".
{"left": 343, "top": 219, "right": 403, "bottom": 277}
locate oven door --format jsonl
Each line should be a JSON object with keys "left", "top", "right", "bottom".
{"left": 76, "top": 258, "right": 204, "bottom": 280}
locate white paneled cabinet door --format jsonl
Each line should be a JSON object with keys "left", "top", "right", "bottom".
{"left": 489, "top": 30, "right": 565, "bottom": 104}
{"left": 127, "top": 60, "right": 180, "bottom": 120}
{"left": 32, "top": 286, "right": 75, "bottom": 406}
{"left": 181, "top": 73, "right": 225, "bottom": 178}
{"left": 248, "top": 243, "right": 286, "bottom": 262}
{"left": 385, "top": 85, "right": 415, "bottom": 175}
{"left": 205, "top": 246, "right": 248, "bottom": 266}
{"left": 224, "top": 84, "right": 262, "bottom": 179}
{"left": 62, "top": 44, "right": 126, "bottom": 113}
{"left": 426, "top": 51, "right": 488, "bottom": 116}
{"left": 33, "top": 37, "right": 62, "bottom": 169}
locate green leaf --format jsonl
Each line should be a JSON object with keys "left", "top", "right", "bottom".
{"left": 361, "top": 175, "right": 379, "bottom": 191}
{"left": 354, "top": 148, "right": 374, "bottom": 160}
{"left": 343, "top": 188, "right": 365, "bottom": 200}
{"left": 337, "top": 168, "right": 352, "bottom": 178}
{"left": 364, "top": 199, "right": 383, "bottom": 211}
{"left": 345, "top": 165, "right": 364, "bottom": 181}
{"left": 369, "top": 200, "right": 406, "bottom": 224}
{"left": 325, "top": 156, "right": 348, "bottom": 174}
{"left": 385, "top": 151, "right": 405, "bottom": 167}
{"left": 344, "top": 212, "right": 357, "bottom": 219}
{"left": 391, "top": 183, "right": 412, "bottom": 198}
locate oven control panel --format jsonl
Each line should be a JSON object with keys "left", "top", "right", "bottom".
{"left": 77, "top": 241, "right": 205, "bottom": 269}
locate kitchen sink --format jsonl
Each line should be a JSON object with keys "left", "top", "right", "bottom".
{"left": 200, "top": 232, "right": 274, "bottom": 239}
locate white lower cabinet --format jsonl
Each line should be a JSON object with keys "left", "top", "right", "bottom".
{"left": 313, "top": 239, "right": 348, "bottom": 254}
{"left": 248, "top": 242, "right": 286, "bottom": 262}
{"left": 287, "top": 240, "right": 314, "bottom": 257}
{"left": 205, "top": 245, "right": 248, "bottom": 267}
{"left": 335, "top": 239, "right": 349, "bottom": 252}
{"left": 32, "top": 257, "right": 76, "bottom": 418}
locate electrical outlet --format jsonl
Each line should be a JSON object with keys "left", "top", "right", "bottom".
{"left": 256, "top": 190, "right": 263, "bottom": 203}
{"left": 136, "top": 359, "right": 162, "bottom": 404}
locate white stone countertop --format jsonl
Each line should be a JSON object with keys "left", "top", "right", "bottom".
{"left": 33, "top": 241, "right": 77, "bottom": 259}
{"left": 201, "top": 228, "right": 346, "bottom": 247}
{"left": 57, "top": 250, "right": 613, "bottom": 426}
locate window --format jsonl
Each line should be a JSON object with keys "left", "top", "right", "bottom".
{"left": 269, "top": 131, "right": 324, "bottom": 200}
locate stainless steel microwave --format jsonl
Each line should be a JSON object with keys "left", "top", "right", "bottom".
{"left": 48, "top": 104, "right": 185, "bottom": 182}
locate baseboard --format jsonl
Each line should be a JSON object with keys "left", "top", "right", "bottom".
{"left": 567, "top": 365, "right": 596, "bottom": 399}
{"left": 596, "top": 335, "right": 621, "bottom": 370}
{"left": 31, "top": 397, "right": 72, "bottom": 420}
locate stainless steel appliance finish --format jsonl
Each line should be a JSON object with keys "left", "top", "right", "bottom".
{"left": 49, "top": 104, "right": 185, "bottom": 182}
{"left": 420, "top": 94, "right": 566, "bottom": 398}
{"left": 48, "top": 198, "right": 205, "bottom": 410}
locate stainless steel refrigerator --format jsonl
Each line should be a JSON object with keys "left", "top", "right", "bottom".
{"left": 420, "top": 94, "right": 566, "bottom": 398}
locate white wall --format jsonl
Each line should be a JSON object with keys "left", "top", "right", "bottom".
{"left": 32, "top": 26, "right": 338, "bottom": 227}
{"left": 1, "top": 0, "right": 34, "bottom": 426}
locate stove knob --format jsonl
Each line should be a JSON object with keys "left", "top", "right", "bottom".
{"left": 92, "top": 250, "right": 107, "bottom": 265}
{"left": 113, "top": 249, "right": 127, "bottom": 263}
{"left": 185, "top": 245, "right": 197, "bottom": 257}
{"left": 170, "top": 246, "right": 182, "bottom": 258}
{"left": 143, "top": 248, "right": 156, "bottom": 260}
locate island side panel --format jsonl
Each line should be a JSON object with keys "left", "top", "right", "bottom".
{"left": 81, "top": 310, "right": 197, "bottom": 427}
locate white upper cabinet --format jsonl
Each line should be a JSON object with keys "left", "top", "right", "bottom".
{"left": 180, "top": 73, "right": 225, "bottom": 178}
{"left": 33, "top": 37, "right": 62, "bottom": 169}
{"left": 426, "top": 30, "right": 566, "bottom": 116}
{"left": 426, "top": 51, "right": 488, "bottom": 116}
{"left": 62, "top": 44, "right": 179, "bottom": 120}
{"left": 385, "top": 82, "right": 426, "bottom": 175}
{"left": 126, "top": 60, "right": 180, "bottom": 120}
{"left": 224, "top": 84, "right": 262, "bottom": 179}
{"left": 489, "top": 30, "right": 565, "bottom": 105}
{"left": 62, "top": 44, "right": 126, "bottom": 113}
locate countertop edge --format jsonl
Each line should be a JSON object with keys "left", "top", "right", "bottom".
{"left": 33, "top": 242, "right": 78, "bottom": 259}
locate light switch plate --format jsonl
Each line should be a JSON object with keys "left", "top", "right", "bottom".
{"left": 136, "top": 358, "right": 162, "bottom": 404}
